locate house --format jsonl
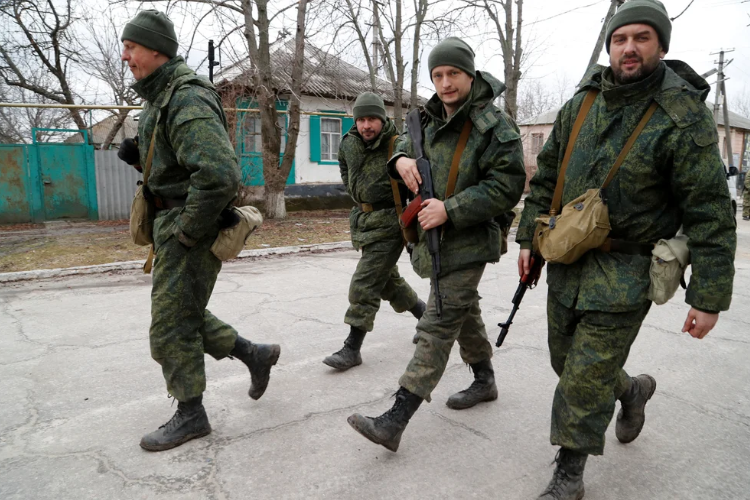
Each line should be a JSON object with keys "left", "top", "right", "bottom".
{"left": 64, "top": 115, "right": 138, "bottom": 149}
{"left": 214, "top": 41, "right": 422, "bottom": 188}
{"left": 518, "top": 102, "right": 750, "bottom": 193}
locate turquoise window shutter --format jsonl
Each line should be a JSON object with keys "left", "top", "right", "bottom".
{"left": 310, "top": 115, "right": 321, "bottom": 162}
{"left": 342, "top": 117, "right": 354, "bottom": 136}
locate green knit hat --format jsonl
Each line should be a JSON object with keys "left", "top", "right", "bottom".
{"left": 606, "top": 0, "right": 671, "bottom": 54}
{"left": 121, "top": 10, "right": 179, "bottom": 58}
{"left": 428, "top": 37, "right": 475, "bottom": 77}
{"left": 353, "top": 92, "right": 386, "bottom": 122}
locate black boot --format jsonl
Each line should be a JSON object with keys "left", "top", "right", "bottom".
{"left": 410, "top": 300, "right": 426, "bottom": 344}
{"left": 230, "top": 336, "right": 281, "bottom": 400}
{"left": 445, "top": 359, "right": 498, "bottom": 410}
{"left": 347, "top": 387, "right": 423, "bottom": 452}
{"left": 140, "top": 396, "right": 212, "bottom": 451}
{"left": 616, "top": 374, "right": 656, "bottom": 443}
{"left": 322, "top": 326, "right": 365, "bottom": 371}
{"left": 538, "top": 448, "right": 588, "bottom": 499}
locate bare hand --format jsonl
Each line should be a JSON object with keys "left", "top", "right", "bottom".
{"left": 681, "top": 307, "right": 719, "bottom": 339}
{"left": 518, "top": 248, "right": 531, "bottom": 278}
{"left": 396, "top": 157, "right": 422, "bottom": 194}
{"left": 418, "top": 198, "right": 447, "bottom": 230}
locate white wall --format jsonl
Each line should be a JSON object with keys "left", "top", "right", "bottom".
{"left": 293, "top": 95, "right": 400, "bottom": 185}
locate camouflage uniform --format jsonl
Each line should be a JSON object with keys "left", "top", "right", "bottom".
{"left": 133, "top": 56, "right": 241, "bottom": 402}
{"left": 517, "top": 61, "right": 737, "bottom": 455}
{"left": 388, "top": 71, "right": 526, "bottom": 401}
{"left": 341, "top": 118, "right": 419, "bottom": 332}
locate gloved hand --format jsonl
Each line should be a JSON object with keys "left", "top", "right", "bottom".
{"left": 118, "top": 136, "right": 141, "bottom": 172}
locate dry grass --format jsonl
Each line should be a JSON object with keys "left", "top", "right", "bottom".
{"left": 0, "top": 210, "right": 351, "bottom": 273}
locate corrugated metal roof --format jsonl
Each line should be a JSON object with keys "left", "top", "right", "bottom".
{"left": 520, "top": 100, "right": 750, "bottom": 131}
{"left": 216, "top": 41, "right": 423, "bottom": 107}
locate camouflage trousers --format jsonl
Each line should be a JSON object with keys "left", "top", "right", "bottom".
{"left": 149, "top": 210, "right": 238, "bottom": 402}
{"left": 743, "top": 175, "right": 750, "bottom": 218}
{"left": 399, "top": 265, "right": 493, "bottom": 402}
{"left": 547, "top": 290, "right": 651, "bottom": 455}
{"left": 345, "top": 237, "right": 419, "bottom": 332}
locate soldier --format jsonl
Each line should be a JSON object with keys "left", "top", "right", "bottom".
{"left": 516, "top": 1, "right": 737, "bottom": 498}
{"left": 347, "top": 37, "right": 526, "bottom": 451}
{"left": 743, "top": 172, "right": 750, "bottom": 220}
{"left": 323, "top": 93, "right": 426, "bottom": 371}
{"left": 119, "top": 10, "right": 281, "bottom": 451}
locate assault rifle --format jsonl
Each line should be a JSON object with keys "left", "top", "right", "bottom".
{"left": 496, "top": 251, "right": 545, "bottom": 347}
{"left": 405, "top": 109, "right": 443, "bottom": 319}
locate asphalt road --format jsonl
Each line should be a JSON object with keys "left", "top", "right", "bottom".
{"left": 1, "top": 223, "right": 748, "bottom": 499}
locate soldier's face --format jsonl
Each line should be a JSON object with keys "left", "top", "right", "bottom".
{"left": 609, "top": 24, "right": 666, "bottom": 85}
{"left": 431, "top": 66, "right": 474, "bottom": 108}
{"left": 121, "top": 41, "right": 165, "bottom": 81}
{"left": 356, "top": 116, "right": 384, "bottom": 142}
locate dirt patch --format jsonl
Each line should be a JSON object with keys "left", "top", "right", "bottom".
{"left": 0, "top": 210, "right": 352, "bottom": 273}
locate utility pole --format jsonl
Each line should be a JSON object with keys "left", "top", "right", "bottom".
{"left": 711, "top": 49, "right": 737, "bottom": 177}
{"left": 371, "top": 0, "right": 383, "bottom": 78}
{"left": 587, "top": 0, "right": 624, "bottom": 70}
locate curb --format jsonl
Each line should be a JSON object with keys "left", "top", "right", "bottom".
{"left": 0, "top": 241, "right": 354, "bottom": 284}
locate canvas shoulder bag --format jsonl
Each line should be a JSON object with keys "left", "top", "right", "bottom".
{"left": 534, "top": 91, "right": 659, "bottom": 264}
{"left": 210, "top": 205, "right": 264, "bottom": 261}
{"left": 648, "top": 233, "right": 690, "bottom": 305}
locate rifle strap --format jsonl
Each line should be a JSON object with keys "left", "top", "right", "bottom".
{"left": 143, "top": 113, "right": 159, "bottom": 187}
{"left": 388, "top": 134, "right": 403, "bottom": 218}
{"left": 445, "top": 118, "right": 473, "bottom": 198}
{"left": 601, "top": 101, "right": 659, "bottom": 189}
{"left": 550, "top": 89, "right": 598, "bottom": 215}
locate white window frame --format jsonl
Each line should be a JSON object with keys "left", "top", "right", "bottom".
{"left": 320, "top": 117, "right": 342, "bottom": 161}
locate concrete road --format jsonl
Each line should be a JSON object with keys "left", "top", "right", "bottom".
{"left": 1, "top": 225, "right": 749, "bottom": 500}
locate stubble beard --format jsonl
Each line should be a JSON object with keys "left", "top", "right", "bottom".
{"left": 613, "top": 53, "right": 662, "bottom": 85}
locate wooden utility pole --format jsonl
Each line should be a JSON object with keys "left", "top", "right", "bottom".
{"left": 712, "top": 49, "right": 737, "bottom": 175}
{"left": 587, "top": 0, "right": 624, "bottom": 70}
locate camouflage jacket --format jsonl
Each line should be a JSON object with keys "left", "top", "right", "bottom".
{"left": 340, "top": 118, "right": 404, "bottom": 249}
{"left": 517, "top": 61, "right": 736, "bottom": 313}
{"left": 132, "top": 57, "right": 241, "bottom": 246}
{"left": 388, "top": 71, "right": 526, "bottom": 278}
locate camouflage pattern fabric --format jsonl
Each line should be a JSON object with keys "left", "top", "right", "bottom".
{"left": 150, "top": 209, "right": 238, "bottom": 402}
{"left": 345, "top": 237, "right": 419, "bottom": 332}
{"left": 743, "top": 173, "right": 750, "bottom": 218}
{"left": 388, "top": 71, "right": 526, "bottom": 279}
{"left": 398, "top": 265, "right": 493, "bottom": 402}
{"left": 132, "top": 56, "right": 240, "bottom": 246}
{"left": 342, "top": 118, "right": 407, "bottom": 250}
{"left": 132, "top": 57, "right": 242, "bottom": 402}
{"left": 517, "top": 61, "right": 736, "bottom": 313}
{"left": 340, "top": 118, "right": 419, "bottom": 330}
{"left": 547, "top": 290, "right": 651, "bottom": 455}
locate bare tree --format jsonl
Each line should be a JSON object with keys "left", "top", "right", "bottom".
{"left": 0, "top": 0, "right": 88, "bottom": 137}
{"left": 79, "top": 10, "right": 139, "bottom": 149}
{"left": 733, "top": 86, "right": 750, "bottom": 119}
{"left": 460, "top": 0, "right": 524, "bottom": 120}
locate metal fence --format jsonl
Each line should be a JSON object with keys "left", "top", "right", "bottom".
{"left": 94, "top": 150, "right": 141, "bottom": 220}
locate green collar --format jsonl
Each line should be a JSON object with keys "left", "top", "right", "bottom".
{"left": 600, "top": 62, "right": 666, "bottom": 109}
{"left": 132, "top": 57, "right": 186, "bottom": 104}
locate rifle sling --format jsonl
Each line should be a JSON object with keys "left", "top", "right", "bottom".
{"left": 445, "top": 118, "right": 473, "bottom": 198}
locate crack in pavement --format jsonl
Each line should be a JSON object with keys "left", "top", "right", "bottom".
{"left": 424, "top": 409, "right": 492, "bottom": 441}
{"left": 657, "top": 390, "right": 750, "bottom": 429}
{"left": 642, "top": 323, "right": 750, "bottom": 345}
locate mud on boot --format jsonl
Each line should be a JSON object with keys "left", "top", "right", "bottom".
{"left": 347, "top": 387, "right": 423, "bottom": 452}
{"left": 538, "top": 448, "right": 587, "bottom": 500}
{"left": 323, "top": 327, "right": 365, "bottom": 371}
{"left": 230, "top": 336, "right": 281, "bottom": 400}
{"left": 140, "top": 396, "right": 212, "bottom": 452}
{"left": 445, "top": 359, "right": 498, "bottom": 410}
{"left": 616, "top": 373, "right": 656, "bottom": 444}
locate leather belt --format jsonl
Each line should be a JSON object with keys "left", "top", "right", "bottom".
{"left": 153, "top": 196, "right": 186, "bottom": 210}
{"left": 600, "top": 238, "right": 654, "bottom": 256}
{"left": 359, "top": 201, "right": 396, "bottom": 213}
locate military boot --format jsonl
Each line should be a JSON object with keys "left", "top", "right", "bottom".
{"left": 322, "top": 326, "right": 366, "bottom": 371}
{"left": 347, "top": 386, "right": 423, "bottom": 452}
{"left": 140, "top": 396, "right": 212, "bottom": 451}
{"left": 538, "top": 448, "right": 588, "bottom": 500}
{"left": 230, "top": 335, "right": 281, "bottom": 400}
{"left": 410, "top": 300, "right": 426, "bottom": 344}
{"left": 616, "top": 373, "right": 657, "bottom": 443}
{"left": 445, "top": 359, "right": 499, "bottom": 410}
